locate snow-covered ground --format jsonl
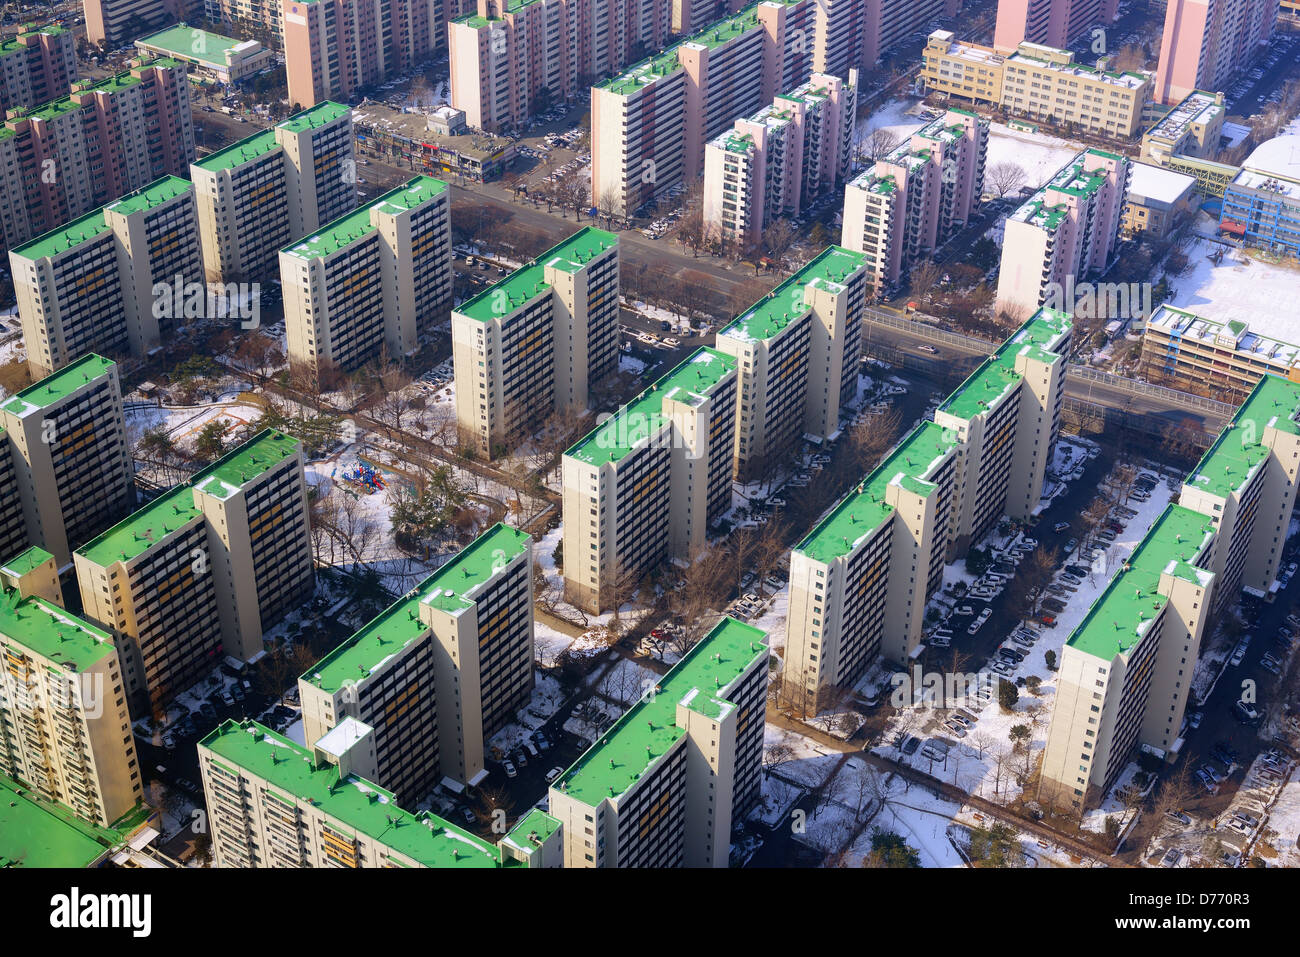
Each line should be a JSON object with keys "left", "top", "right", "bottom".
{"left": 1266, "top": 764, "right": 1300, "bottom": 867}
{"left": 985, "top": 121, "right": 1082, "bottom": 190}
{"left": 1164, "top": 235, "right": 1300, "bottom": 338}
{"left": 855, "top": 96, "right": 926, "bottom": 145}
{"left": 487, "top": 673, "right": 567, "bottom": 753}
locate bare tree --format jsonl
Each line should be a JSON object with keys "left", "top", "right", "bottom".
{"left": 985, "top": 162, "right": 1028, "bottom": 199}
{"left": 909, "top": 260, "right": 943, "bottom": 300}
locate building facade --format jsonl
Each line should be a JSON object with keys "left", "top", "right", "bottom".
{"left": 1122, "top": 162, "right": 1196, "bottom": 238}
{"left": 1153, "top": 0, "right": 1278, "bottom": 104}
{"left": 75, "top": 431, "right": 313, "bottom": 716}
{"left": 841, "top": 108, "right": 988, "bottom": 289}
{"left": 1140, "top": 90, "right": 1226, "bottom": 166}
{"left": 995, "top": 148, "right": 1130, "bottom": 319}
{"left": 1142, "top": 304, "right": 1300, "bottom": 396}
{"left": 452, "top": 227, "right": 619, "bottom": 457}
{"left": 191, "top": 101, "right": 356, "bottom": 283}
{"left": 0, "top": 25, "right": 75, "bottom": 115}
{"left": 281, "top": 176, "right": 452, "bottom": 384}
{"left": 299, "top": 524, "right": 533, "bottom": 798}
{"left": 561, "top": 347, "right": 737, "bottom": 612}
{"left": 993, "top": 0, "right": 1118, "bottom": 52}
{"left": 548, "top": 617, "right": 767, "bottom": 867}
{"left": 0, "top": 546, "right": 143, "bottom": 828}
{"left": 10, "top": 176, "right": 204, "bottom": 378}
{"left": 714, "top": 245, "right": 866, "bottom": 475}
{"left": 702, "top": 71, "right": 856, "bottom": 250}
{"left": 134, "top": 25, "right": 274, "bottom": 83}
{"left": 1218, "top": 135, "right": 1300, "bottom": 259}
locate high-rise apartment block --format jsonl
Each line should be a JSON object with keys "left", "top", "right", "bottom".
{"left": 715, "top": 246, "right": 866, "bottom": 476}
{"left": 84, "top": 0, "right": 183, "bottom": 47}
{"left": 11, "top": 176, "right": 204, "bottom": 378}
{"left": 0, "top": 25, "right": 75, "bottom": 114}
{"left": 452, "top": 228, "right": 618, "bottom": 457}
{"left": 784, "top": 308, "right": 1070, "bottom": 710}
{"left": 281, "top": 176, "right": 452, "bottom": 384}
{"left": 561, "top": 347, "right": 738, "bottom": 612}
{"left": 548, "top": 617, "right": 767, "bottom": 867}
{"left": 841, "top": 108, "right": 988, "bottom": 289}
{"left": 0, "top": 58, "right": 195, "bottom": 254}
{"left": 199, "top": 718, "right": 509, "bottom": 868}
{"left": 191, "top": 101, "right": 356, "bottom": 284}
{"left": 299, "top": 524, "right": 533, "bottom": 798}
{"left": 993, "top": 0, "right": 1118, "bottom": 52}
{"left": 284, "top": 0, "right": 455, "bottom": 109}
{"left": 1154, "top": 0, "right": 1278, "bottom": 104}
{"left": 0, "top": 546, "right": 143, "bottom": 827}
{"left": 75, "top": 431, "right": 313, "bottom": 716}
{"left": 1041, "top": 374, "right": 1300, "bottom": 812}
{"left": 995, "top": 148, "right": 1130, "bottom": 318}
{"left": 703, "top": 71, "right": 856, "bottom": 250}
{"left": 0, "top": 354, "right": 134, "bottom": 568}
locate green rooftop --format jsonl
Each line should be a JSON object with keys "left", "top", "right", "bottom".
{"left": 0, "top": 776, "right": 125, "bottom": 868}
{"left": 9, "top": 207, "right": 112, "bottom": 261}
{"left": 553, "top": 617, "right": 767, "bottom": 805}
{"left": 0, "top": 25, "right": 68, "bottom": 59}
{"left": 565, "top": 348, "right": 736, "bottom": 467}
{"left": 77, "top": 430, "right": 300, "bottom": 567}
{"left": 1, "top": 546, "right": 53, "bottom": 578}
{"left": 200, "top": 721, "right": 506, "bottom": 867}
{"left": 501, "top": 807, "right": 562, "bottom": 855}
{"left": 796, "top": 421, "right": 958, "bottom": 564}
{"left": 282, "top": 176, "right": 447, "bottom": 259}
{"left": 305, "top": 524, "right": 530, "bottom": 693}
{"left": 0, "top": 589, "right": 115, "bottom": 672}
{"left": 456, "top": 227, "right": 618, "bottom": 322}
{"left": 276, "top": 100, "right": 349, "bottom": 134}
{"left": 0, "top": 354, "right": 114, "bottom": 416}
{"left": 1066, "top": 504, "right": 1215, "bottom": 660}
{"left": 1184, "top": 373, "right": 1300, "bottom": 499}
{"left": 104, "top": 175, "right": 193, "bottom": 217}
{"left": 191, "top": 126, "right": 278, "bottom": 172}
{"left": 937, "top": 307, "right": 1071, "bottom": 420}
{"left": 136, "top": 25, "right": 245, "bottom": 67}
{"left": 719, "top": 246, "right": 867, "bottom": 342}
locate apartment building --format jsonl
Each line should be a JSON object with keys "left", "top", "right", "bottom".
{"left": 0, "top": 772, "right": 151, "bottom": 867}
{"left": 10, "top": 176, "right": 204, "bottom": 378}
{"left": 702, "top": 71, "right": 856, "bottom": 250}
{"left": 0, "top": 25, "right": 75, "bottom": 114}
{"left": 284, "top": 0, "right": 453, "bottom": 109}
{"left": 561, "top": 347, "right": 738, "bottom": 613}
{"left": 920, "top": 30, "right": 1006, "bottom": 104}
{"left": 548, "top": 617, "right": 767, "bottom": 867}
{"left": 204, "top": 0, "right": 284, "bottom": 36}
{"left": 864, "top": 0, "right": 958, "bottom": 65}
{"left": 1140, "top": 90, "right": 1226, "bottom": 165}
{"left": 995, "top": 148, "right": 1130, "bottom": 318}
{"left": 75, "top": 430, "right": 313, "bottom": 716}
{"left": 993, "top": 0, "right": 1118, "bottom": 52}
{"left": 784, "top": 308, "right": 1070, "bottom": 710}
{"left": 0, "top": 58, "right": 195, "bottom": 254}
{"left": 199, "top": 718, "right": 510, "bottom": 868}
{"left": 1000, "top": 43, "right": 1151, "bottom": 138}
{"left": 1154, "top": 0, "right": 1278, "bottom": 104}
{"left": 1039, "top": 505, "right": 1217, "bottom": 810}
{"left": 714, "top": 245, "right": 866, "bottom": 475}
{"left": 191, "top": 101, "right": 355, "bottom": 283}
{"left": 0, "top": 354, "right": 134, "bottom": 568}
{"left": 1143, "top": 305, "right": 1300, "bottom": 396}
{"left": 84, "top": 0, "right": 180, "bottom": 47}
{"left": 1041, "top": 374, "right": 1300, "bottom": 812}
{"left": 841, "top": 108, "right": 988, "bottom": 288}
{"left": 1218, "top": 134, "right": 1300, "bottom": 259}
{"left": 452, "top": 227, "right": 618, "bottom": 457}
{"left": 299, "top": 524, "right": 532, "bottom": 798}
{"left": 281, "top": 176, "right": 451, "bottom": 384}
{"left": 0, "top": 545, "right": 142, "bottom": 827}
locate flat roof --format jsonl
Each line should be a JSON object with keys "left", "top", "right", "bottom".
{"left": 191, "top": 127, "right": 279, "bottom": 172}
{"left": 281, "top": 176, "right": 447, "bottom": 260}
{"left": 1184, "top": 374, "right": 1300, "bottom": 499}
{"left": 8, "top": 207, "right": 112, "bottom": 260}
{"left": 276, "top": 100, "right": 349, "bottom": 134}
{"left": 501, "top": 807, "right": 562, "bottom": 854}
{"left": 1, "top": 546, "right": 53, "bottom": 577}
{"left": 565, "top": 347, "right": 736, "bottom": 467}
{"left": 136, "top": 26, "right": 251, "bottom": 67}
{"left": 0, "top": 775, "right": 123, "bottom": 868}
{"left": 796, "top": 421, "right": 958, "bottom": 563}
{"left": 200, "top": 721, "right": 505, "bottom": 867}
{"left": 718, "top": 246, "right": 866, "bottom": 342}
{"left": 1127, "top": 161, "right": 1196, "bottom": 205}
{"left": 0, "top": 588, "right": 115, "bottom": 672}
{"left": 455, "top": 227, "right": 617, "bottom": 322}
{"left": 0, "top": 354, "right": 114, "bottom": 416}
{"left": 938, "top": 307, "right": 1072, "bottom": 420}
{"left": 1066, "top": 504, "right": 1215, "bottom": 660}
{"left": 305, "top": 524, "right": 529, "bottom": 693}
{"left": 103, "top": 175, "right": 193, "bottom": 217}
{"left": 77, "top": 430, "right": 299, "bottom": 567}
{"left": 552, "top": 617, "right": 767, "bottom": 806}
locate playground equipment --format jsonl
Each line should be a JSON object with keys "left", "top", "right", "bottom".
{"left": 341, "top": 462, "right": 387, "bottom": 493}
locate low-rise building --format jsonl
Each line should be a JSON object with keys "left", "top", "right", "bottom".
{"left": 1122, "top": 162, "right": 1197, "bottom": 238}
{"left": 1142, "top": 304, "right": 1300, "bottom": 397}
{"left": 1000, "top": 42, "right": 1151, "bottom": 139}
{"left": 1141, "top": 90, "right": 1226, "bottom": 165}
{"left": 134, "top": 25, "right": 274, "bottom": 84}
{"left": 1219, "top": 134, "right": 1300, "bottom": 259}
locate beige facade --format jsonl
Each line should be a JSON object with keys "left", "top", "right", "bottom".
{"left": 920, "top": 30, "right": 1006, "bottom": 104}
{"left": 1141, "top": 90, "right": 1226, "bottom": 165}
{"left": 1142, "top": 305, "right": 1300, "bottom": 397}
{"left": 1000, "top": 43, "right": 1151, "bottom": 139}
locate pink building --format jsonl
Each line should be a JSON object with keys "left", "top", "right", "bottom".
{"left": 0, "top": 58, "right": 195, "bottom": 253}
{"left": 703, "top": 71, "right": 855, "bottom": 250}
{"left": 841, "top": 108, "right": 988, "bottom": 289}
{"left": 993, "top": 0, "right": 1118, "bottom": 52}
{"left": 1153, "top": 0, "right": 1278, "bottom": 105}
{"left": 284, "top": 0, "right": 458, "bottom": 109}
{"left": 0, "top": 25, "right": 75, "bottom": 115}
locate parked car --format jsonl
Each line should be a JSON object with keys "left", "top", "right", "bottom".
{"left": 502, "top": 759, "right": 518, "bottom": 778}
{"left": 545, "top": 766, "right": 564, "bottom": 783}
